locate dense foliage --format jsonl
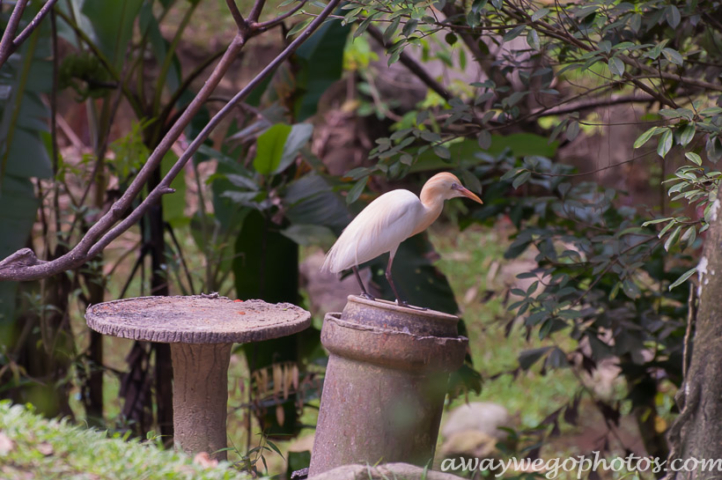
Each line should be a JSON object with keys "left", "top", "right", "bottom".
{"left": 1, "top": 0, "right": 722, "bottom": 476}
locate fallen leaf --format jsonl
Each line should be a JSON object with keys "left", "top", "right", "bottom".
{"left": 0, "top": 432, "right": 15, "bottom": 455}
{"left": 37, "top": 442, "right": 53, "bottom": 456}
{"left": 463, "top": 286, "right": 478, "bottom": 305}
{"left": 193, "top": 452, "right": 218, "bottom": 468}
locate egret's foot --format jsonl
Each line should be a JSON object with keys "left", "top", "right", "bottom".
{"left": 396, "top": 299, "right": 427, "bottom": 311}
{"left": 360, "top": 292, "right": 376, "bottom": 301}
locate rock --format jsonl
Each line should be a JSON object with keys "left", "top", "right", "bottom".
{"left": 299, "top": 250, "right": 371, "bottom": 317}
{"left": 439, "top": 430, "right": 497, "bottom": 460}
{"left": 308, "top": 463, "right": 464, "bottom": 480}
{"left": 441, "top": 402, "right": 511, "bottom": 440}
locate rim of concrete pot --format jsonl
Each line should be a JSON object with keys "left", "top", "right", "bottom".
{"left": 85, "top": 294, "right": 311, "bottom": 460}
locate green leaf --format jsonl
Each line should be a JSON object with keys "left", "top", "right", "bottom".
{"left": 700, "top": 107, "right": 722, "bottom": 116}
{"left": 707, "top": 137, "right": 722, "bottom": 163}
{"left": 501, "top": 167, "right": 522, "bottom": 181}
{"left": 459, "top": 170, "right": 481, "bottom": 194}
{"left": 642, "top": 217, "right": 673, "bottom": 227}
{"left": 608, "top": 57, "right": 624, "bottom": 76}
{"left": 383, "top": 16, "right": 401, "bottom": 43}
{"left": 233, "top": 209, "right": 305, "bottom": 436}
{"left": 664, "top": 225, "right": 682, "bottom": 251}
{"left": 657, "top": 129, "right": 673, "bottom": 158}
{"left": 666, "top": 5, "right": 681, "bottom": 28}
{"left": 669, "top": 267, "right": 697, "bottom": 291}
{"left": 531, "top": 8, "right": 550, "bottom": 21}
{"left": 0, "top": 22, "right": 52, "bottom": 181}
{"left": 293, "top": 17, "right": 351, "bottom": 120}
{"left": 566, "top": 120, "right": 580, "bottom": 141}
{"left": 629, "top": 13, "right": 641, "bottom": 32}
{"left": 284, "top": 174, "right": 349, "bottom": 234}
{"left": 634, "top": 127, "right": 657, "bottom": 148}
{"left": 503, "top": 25, "right": 525, "bottom": 43}
{"left": 253, "top": 124, "right": 292, "bottom": 175}
{"left": 680, "top": 125, "right": 696, "bottom": 146}
{"left": 662, "top": 48, "right": 683, "bottom": 66}
{"left": 658, "top": 219, "right": 677, "bottom": 238}
{"left": 512, "top": 171, "right": 531, "bottom": 189}
{"left": 0, "top": 175, "right": 38, "bottom": 323}
{"left": 280, "top": 224, "right": 336, "bottom": 246}
{"left": 347, "top": 177, "right": 367, "bottom": 205}
{"left": 681, "top": 225, "right": 696, "bottom": 249}
{"left": 477, "top": 130, "right": 492, "bottom": 149}
{"left": 518, "top": 347, "right": 552, "bottom": 370}
{"left": 402, "top": 19, "right": 418, "bottom": 38}
{"left": 275, "top": 124, "right": 314, "bottom": 174}
{"left": 79, "top": 0, "right": 144, "bottom": 68}
{"left": 685, "top": 152, "right": 702, "bottom": 165}
{"left": 434, "top": 146, "right": 451, "bottom": 159}
{"left": 286, "top": 18, "right": 313, "bottom": 37}
{"left": 526, "top": 30, "right": 540, "bottom": 50}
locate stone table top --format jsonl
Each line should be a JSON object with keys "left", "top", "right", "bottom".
{"left": 85, "top": 295, "right": 311, "bottom": 344}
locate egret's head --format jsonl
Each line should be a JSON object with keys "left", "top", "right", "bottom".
{"left": 424, "top": 172, "right": 483, "bottom": 204}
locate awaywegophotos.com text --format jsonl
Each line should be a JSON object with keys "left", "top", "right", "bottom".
{"left": 440, "top": 452, "right": 722, "bottom": 479}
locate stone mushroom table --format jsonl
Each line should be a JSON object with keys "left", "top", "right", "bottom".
{"left": 85, "top": 295, "right": 311, "bottom": 460}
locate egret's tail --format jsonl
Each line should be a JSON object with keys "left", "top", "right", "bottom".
{"left": 321, "top": 246, "right": 337, "bottom": 273}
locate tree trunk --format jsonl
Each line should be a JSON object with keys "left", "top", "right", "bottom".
{"left": 666, "top": 200, "right": 722, "bottom": 477}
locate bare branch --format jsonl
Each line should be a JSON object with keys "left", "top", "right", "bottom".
{"left": 11, "top": 0, "right": 59, "bottom": 53}
{"left": 0, "top": 0, "right": 344, "bottom": 281}
{"left": 366, "top": 24, "right": 452, "bottom": 102}
{"left": 0, "top": 0, "right": 29, "bottom": 68}
{"left": 251, "top": 0, "right": 307, "bottom": 33}
{"left": 248, "top": 0, "right": 267, "bottom": 23}
{"left": 536, "top": 93, "right": 656, "bottom": 118}
{"left": 226, "top": 0, "right": 249, "bottom": 34}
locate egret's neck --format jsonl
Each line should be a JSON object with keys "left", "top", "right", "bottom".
{"left": 412, "top": 187, "right": 445, "bottom": 236}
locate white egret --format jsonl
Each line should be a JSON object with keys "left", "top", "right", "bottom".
{"left": 323, "top": 172, "right": 483, "bottom": 305}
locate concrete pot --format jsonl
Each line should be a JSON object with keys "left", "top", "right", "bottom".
{"left": 309, "top": 296, "right": 468, "bottom": 476}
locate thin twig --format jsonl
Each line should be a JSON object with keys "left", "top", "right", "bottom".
{"left": 165, "top": 222, "right": 196, "bottom": 294}
{"left": 0, "top": 0, "right": 29, "bottom": 67}
{"left": 248, "top": 0, "right": 267, "bottom": 22}
{"left": 226, "top": 0, "right": 248, "bottom": 34}
{"left": 252, "top": 0, "right": 307, "bottom": 32}
{"left": 10, "top": 0, "right": 60, "bottom": 56}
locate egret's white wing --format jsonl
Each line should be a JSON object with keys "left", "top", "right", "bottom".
{"left": 323, "top": 190, "right": 423, "bottom": 273}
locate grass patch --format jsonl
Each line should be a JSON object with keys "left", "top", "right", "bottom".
{"left": 0, "top": 401, "right": 251, "bottom": 480}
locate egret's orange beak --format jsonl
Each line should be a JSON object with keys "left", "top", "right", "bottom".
{"left": 455, "top": 185, "right": 483, "bottom": 204}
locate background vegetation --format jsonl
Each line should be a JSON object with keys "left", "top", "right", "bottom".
{"left": 1, "top": 0, "right": 721, "bottom": 478}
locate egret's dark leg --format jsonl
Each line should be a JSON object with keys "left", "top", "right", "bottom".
{"left": 385, "top": 255, "right": 407, "bottom": 306}
{"left": 353, "top": 266, "right": 374, "bottom": 301}
{"left": 386, "top": 254, "right": 427, "bottom": 310}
